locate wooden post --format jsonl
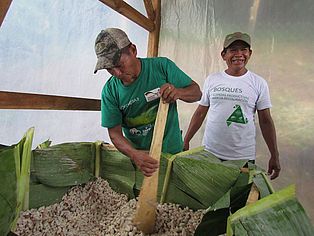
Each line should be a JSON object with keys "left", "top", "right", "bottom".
{"left": 146, "top": 0, "right": 161, "bottom": 57}
{"left": 133, "top": 100, "right": 169, "bottom": 233}
{"left": 143, "top": 0, "right": 155, "bottom": 21}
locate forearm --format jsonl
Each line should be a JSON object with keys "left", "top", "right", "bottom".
{"left": 108, "top": 127, "right": 140, "bottom": 161}
{"left": 178, "top": 81, "right": 202, "bottom": 103}
{"left": 184, "top": 105, "right": 208, "bottom": 143}
{"left": 257, "top": 109, "right": 278, "bottom": 157}
{"left": 258, "top": 109, "right": 280, "bottom": 179}
{"left": 259, "top": 121, "right": 279, "bottom": 158}
{"left": 108, "top": 125, "right": 159, "bottom": 176}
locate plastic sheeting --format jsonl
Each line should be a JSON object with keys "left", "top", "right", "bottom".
{"left": 0, "top": 0, "right": 313, "bottom": 224}
{"left": 0, "top": 0, "right": 148, "bottom": 146}
{"left": 159, "top": 0, "right": 314, "bottom": 222}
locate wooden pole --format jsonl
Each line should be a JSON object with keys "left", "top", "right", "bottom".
{"left": 133, "top": 100, "right": 169, "bottom": 233}
{"left": 0, "top": 0, "right": 12, "bottom": 27}
{"left": 143, "top": 0, "right": 155, "bottom": 21}
{"left": 146, "top": 0, "right": 161, "bottom": 57}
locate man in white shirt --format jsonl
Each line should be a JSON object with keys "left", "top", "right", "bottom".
{"left": 184, "top": 32, "right": 281, "bottom": 180}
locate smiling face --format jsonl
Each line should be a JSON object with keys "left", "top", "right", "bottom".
{"left": 106, "top": 44, "right": 141, "bottom": 85}
{"left": 221, "top": 40, "right": 252, "bottom": 76}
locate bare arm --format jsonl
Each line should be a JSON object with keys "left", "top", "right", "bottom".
{"left": 257, "top": 108, "right": 281, "bottom": 180}
{"left": 159, "top": 80, "right": 202, "bottom": 103}
{"left": 183, "top": 105, "right": 209, "bottom": 150}
{"left": 108, "top": 125, "right": 159, "bottom": 177}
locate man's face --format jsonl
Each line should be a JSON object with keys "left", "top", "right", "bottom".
{"left": 106, "top": 45, "right": 139, "bottom": 84}
{"left": 221, "top": 41, "right": 252, "bottom": 75}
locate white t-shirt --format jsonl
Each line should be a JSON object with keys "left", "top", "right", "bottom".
{"left": 199, "top": 70, "right": 272, "bottom": 160}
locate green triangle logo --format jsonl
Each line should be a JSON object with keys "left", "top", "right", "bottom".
{"left": 226, "top": 105, "right": 248, "bottom": 126}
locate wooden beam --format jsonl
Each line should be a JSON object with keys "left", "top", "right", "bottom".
{"left": 146, "top": 0, "right": 161, "bottom": 57}
{"left": 0, "top": 91, "right": 100, "bottom": 111}
{"left": 98, "top": 0, "right": 155, "bottom": 32}
{"left": 0, "top": 0, "right": 12, "bottom": 27}
{"left": 143, "top": 0, "right": 155, "bottom": 21}
{"left": 246, "top": 183, "right": 260, "bottom": 205}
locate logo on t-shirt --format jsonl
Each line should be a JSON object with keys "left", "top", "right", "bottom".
{"left": 226, "top": 105, "right": 248, "bottom": 126}
{"left": 144, "top": 88, "right": 160, "bottom": 102}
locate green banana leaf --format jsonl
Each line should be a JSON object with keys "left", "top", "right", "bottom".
{"left": 0, "top": 127, "right": 34, "bottom": 234}
{"left": 227, "top": 185, "right": 314, "bottom": 236}
{"left": 0, "top": 146, "right": 19, "bottom": 236}
{"left": 32, "top": 142, "right": 95, "bottom": 187}
{"left": 195, "top": 170, "right": 253, "bottom": 236}
{"left": 172, "top": 148, "right": 246, "bottom": 208}
{"left": 133, "top": 147, "right": 246, "bottom": 210}
{"left": 29, "top": 183, "right": 70, "bottom": 209}
{"left": 100, "top": 145, "right": 136, "bottom": 198}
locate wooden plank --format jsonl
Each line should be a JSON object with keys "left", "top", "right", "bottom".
{"left": 146, "top": 0, "right": 161, "bottom": 57}
{"left": 133, "top": 100, "right": 169, "bottom": 234}
{"left": 98, "top": 0, "right": 155, "bottom": 32}
{"left": 143, "top": 0, "right": 155, "bottom": 21}
{"left": 0, "top": 0, "right": 12, "bottom": 27}
{"left": 240, "top": 167, "right": 249, "bottom": 173}
{"left": 0, "top": 91, "right": 100, "bottom": 111}
{"left": 246, "top": 183, "right": 260, "bottom": 205}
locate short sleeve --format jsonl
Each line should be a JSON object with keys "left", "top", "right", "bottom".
{"left": 256, "top": 80, "right": 272, "bottom": 110}
{"left": 164, "top": 58, "right": 192, "bottom": 88}
{"left": 101, "top": 83, "right": 122, "bottom": 128}
{"left": 198, "top": 76, "right": 211, "bottom": 107}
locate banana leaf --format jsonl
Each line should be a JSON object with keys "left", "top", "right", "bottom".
{"left": 195, "top": 170, "right": 252, "bottom": 236}
{"left": 133, "top": 152, "right": 206, "bottom": 209}
{"left": 0, "top": 146, "right": 19, "bottom": 236}
{"left": 32, "top": 142, "right": 95, "bottom": 187}
{"left": 171, "top": 147, "right": 245, "bottom": 208}
{"left": 0, "top": 144, "right": 9, "bottom": 149}
{"left": 159, "top": 173, "right": 206, "bottom": 210}
{"left": 0, "top": 127, "right": 34, "bottom": 234}
{"left": 18, "top": 127, "right": 34, "bottom": 211}
{"left": 226, "top": 185, "right": 314, "bottom": 236}
{"left": 133, "top": 147, "right": 246, "bottom": 210}
{"left": 100, "top": 145, "right": 136, "bottom": 198}
{"left": 29, "top": 183, "right": 70, "bottom": 209}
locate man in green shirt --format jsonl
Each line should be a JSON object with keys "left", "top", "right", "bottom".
{"left": 94, "top": 28, "right": 201, "bottom": 177}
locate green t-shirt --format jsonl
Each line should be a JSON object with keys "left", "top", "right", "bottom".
{"left": 101, "top": 57, "right": 192, "bottom": 154}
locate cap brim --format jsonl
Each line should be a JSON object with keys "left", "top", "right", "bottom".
{"left": 225, "top": 39, "right": 251, "bottom": 48}
{"left": 94, "top": 56, "right": 115, "bottom": 74}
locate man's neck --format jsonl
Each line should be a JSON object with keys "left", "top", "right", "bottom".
{"left": 225, "top": 68, "right": 248, "bottom": 76}
{"left": 122, "top": 77, "right": 137, "bottom": 86}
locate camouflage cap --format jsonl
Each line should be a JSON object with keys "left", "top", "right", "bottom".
{"left": 223, "top": 32, "right": 251, "bottom": 49}
{"left": 94, "top": 28, "right": 131, "bottom": 73}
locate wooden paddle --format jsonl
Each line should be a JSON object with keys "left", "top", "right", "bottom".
{"left": 133, "top": 99, "right": 169, "bottom": 234}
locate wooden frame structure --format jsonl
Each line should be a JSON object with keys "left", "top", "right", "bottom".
{"left": 0, "top": 0, "right": 161, "bottom": 110}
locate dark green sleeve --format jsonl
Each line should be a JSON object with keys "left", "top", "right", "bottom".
{"left": 101, "top": 82, "right": 122, "bottom": 128}
{"left": 164, "top": 58, "right": 193, "bottom": 88}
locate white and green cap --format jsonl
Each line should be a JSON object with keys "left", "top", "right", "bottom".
{"left": 223, "top": 32, "right": 251, "bottom": 49}
{"left": 94, "top": 28, "right": 131, "bottom": 73}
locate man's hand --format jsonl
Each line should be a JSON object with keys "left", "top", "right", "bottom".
{"left": 183, "top": 141, "right": 190, "bottom": 151}
{"left": 159, "top": 83, "right": 180, "bottom": 103}
{"left": 131, "top": 150, "right": 159, "bottom": 177}
{"left": 268, "top": 156, "right": 281, "bottom": 180}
